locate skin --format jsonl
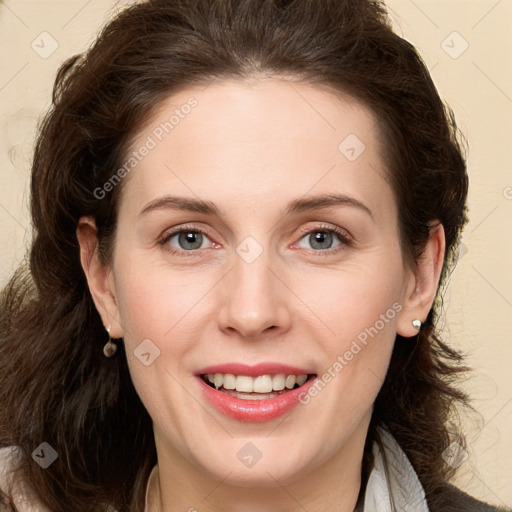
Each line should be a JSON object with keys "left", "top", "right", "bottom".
{"left": 77, "top": 78, "right": 445, "bottom": 512}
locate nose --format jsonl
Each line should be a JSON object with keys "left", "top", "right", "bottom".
{"left": 218, "top": 244, "right": 291, "bottom": 340}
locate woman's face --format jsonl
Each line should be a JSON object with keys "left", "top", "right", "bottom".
{"left": 83, "top": 78, "right": 436, "bottom": 489}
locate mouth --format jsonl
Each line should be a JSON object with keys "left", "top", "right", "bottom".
{"left": 195, "top": 365, "right": 318, "bottom": 422}
{"left": 201, "top": 372, "right": 316, "bottom": 400}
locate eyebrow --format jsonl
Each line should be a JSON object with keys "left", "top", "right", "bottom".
{"left": 285, "top": 193, "right": 373, "bottom": 219}
{"left": 139, "top": 193, "right": 373, "bottom": 219}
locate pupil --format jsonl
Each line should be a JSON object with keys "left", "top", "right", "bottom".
{"left": 179, "top": 231, "right": 202, "bottom": 250}
{"left": 311, "top": 231, "right": 332, "bottom": 250}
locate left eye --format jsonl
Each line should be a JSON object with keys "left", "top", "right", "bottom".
{"left": 297, "top": 230, "right": 344, "bottom": 251}
{"left": 163, "top": 230, "right": 213, "bottom": 251}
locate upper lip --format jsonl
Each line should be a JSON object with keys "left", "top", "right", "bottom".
{"left": 196, "top": 362, "right": 314, "bottom": 377}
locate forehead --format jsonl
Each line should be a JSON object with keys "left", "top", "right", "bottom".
{"left": 141, "top": 77, "right": 381, "bottom": 156}
{"left": 118, "top": 78, "right": 393, "bottom": 221}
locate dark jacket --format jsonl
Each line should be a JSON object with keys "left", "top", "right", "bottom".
{"left": 354, "top": 479, "right": 510, "bottom": 511}
{"left": 426, "top": 480, "right": 510, "bottom": 512}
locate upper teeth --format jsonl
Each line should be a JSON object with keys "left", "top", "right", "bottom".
{"left": 206, "top": 373, "right": 308, "bottom": 393}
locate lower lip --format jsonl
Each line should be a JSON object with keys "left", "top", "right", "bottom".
{"left": 196, "top": 376, "right": 317, "bottom": 422}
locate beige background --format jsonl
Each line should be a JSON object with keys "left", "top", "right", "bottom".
{"left": 0, "top": 0, "right": 510, "bottom": 506}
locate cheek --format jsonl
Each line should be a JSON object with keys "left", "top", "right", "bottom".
{"left": 111, "top": 261, "right": 217, "bottom": 406}
{"left": 112, "top": 266, "right": 203, "bottom": 422}
{"left": 296, "top": 263, "right": 404, "bottom": 348}
{"left": 113, "top": 260, "right": 208, "bottom": 343}
{"left": 293, "top": 263, "right": 404, "bottom": 407}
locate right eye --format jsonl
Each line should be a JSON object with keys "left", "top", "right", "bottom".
{"left": 160, "top": 225, "right": 218, "bottom": 255}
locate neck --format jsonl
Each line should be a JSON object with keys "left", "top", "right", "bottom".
{"left": 151, "top": 419, "right": 369, "bottom": 512}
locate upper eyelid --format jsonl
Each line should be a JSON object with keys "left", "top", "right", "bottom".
{"left": 295, "top": 222, "right": 351, "bottom": 240}
{"left": 161, "top": 224, "right": 215, "bottom": 242}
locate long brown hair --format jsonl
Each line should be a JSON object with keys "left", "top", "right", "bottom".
{"left": 1, "top": 0, "right": 470, "bottom": 510}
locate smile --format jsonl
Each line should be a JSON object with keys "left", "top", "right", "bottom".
{"left": 196, "top": 363, "right": 317, "bottom": 422}
{"left": 202, "top": 373, "right": 310, "bottom": 399}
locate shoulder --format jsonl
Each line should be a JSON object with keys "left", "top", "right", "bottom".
{"left": 0, "top": 447, "right": 18, "bottom": 495}
{"left": 0, "top": 446, "right": 17, "bottom": 511}
{"left": 0, "top": 446, "right": 50, "bottom": 512}
{"left": 427, "top": 479, "right": 511, "bottom": 512}
{"left": 373, "top": 426, "right": 509, "bottom": 512}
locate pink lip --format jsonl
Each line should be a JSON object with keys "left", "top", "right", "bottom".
{"left": 196, "top": 362, "right": 312, "bottom": 377}
{"left": 195, "top": 364, "right": 317, "bottom": 422}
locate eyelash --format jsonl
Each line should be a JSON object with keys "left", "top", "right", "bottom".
{"left": 159, "top": 223, "right": 352, "bottom": 257}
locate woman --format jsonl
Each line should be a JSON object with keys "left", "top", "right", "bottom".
{"left": 0, "top": 0, "right": 508, "bottom": 510}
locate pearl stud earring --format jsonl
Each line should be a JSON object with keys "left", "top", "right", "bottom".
{"left": 412, "top": 319, "right": 422, "bottom": 331}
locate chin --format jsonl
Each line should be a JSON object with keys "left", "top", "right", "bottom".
{"left": 190, "top": 436, "right": 319, "bottom": 489}
{"left": 204, "top": 460, "right": 305, "bottom": 489}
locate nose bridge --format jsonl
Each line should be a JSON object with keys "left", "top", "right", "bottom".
{"left": 219, "top": 234, "right": 288, "bottom": 337}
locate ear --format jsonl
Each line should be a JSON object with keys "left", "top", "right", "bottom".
{"left": 396, "top": 222, "right": 446, "bottom": 338}
{"left": 76, "top": 217, "right": 123, "bottom": 338}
